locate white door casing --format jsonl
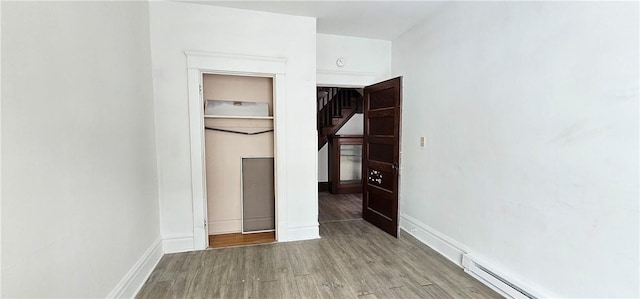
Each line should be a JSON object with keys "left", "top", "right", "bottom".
{"left": 185, "top": 51, "right": 287, "bottom": 250}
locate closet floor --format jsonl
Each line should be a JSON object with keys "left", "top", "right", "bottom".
{"left": 209, "top": 232, "right": 275, "bottom": 248}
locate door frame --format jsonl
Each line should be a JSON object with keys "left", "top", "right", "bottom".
{"left": 316, "top": 72, "right": 403, "bottom": 225}
{"left": 186, "top": 51, "right": 288, "bottom": 250}
{"left": 316, "top": 69, "right": 375, "bottom": 192}
{"left": 317, "top": 84, "right": 364, "bottom": 194}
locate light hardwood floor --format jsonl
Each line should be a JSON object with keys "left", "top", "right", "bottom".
{"left": 209, "top": 232, "right": 276, "bottom": 248}
{"left": 137, "top": 218, "right": 502, "bottom": 298}
{"left": 318, "top": 192, "right": 362, "bottom": 222}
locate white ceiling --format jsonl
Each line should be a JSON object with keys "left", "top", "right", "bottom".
{"left": 181, "top": 1, "right": 446, "bottom": 40}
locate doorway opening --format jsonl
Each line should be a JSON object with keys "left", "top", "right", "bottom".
{"left": 203, "top": 73, "right": 276, "bottom": 248}
{"left": 317, "top": 77, "right": 403, "bottom": 238}
{"left": 317, "top": 86, "right": 364, "bottom": 223}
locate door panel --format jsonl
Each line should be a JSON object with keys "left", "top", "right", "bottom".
{"left": 366, "top": 167, "right": 394, "bottom": 190}
{"left": 368, "top": 143, "right": 394, "bottom": 163}
{"left": 369, "top": 117, "right": 395, "bottom": 136}
{"left": 369, "top": 89, "right": 397, "bottom": 109}
{"left": 367, "top": 187, "right": 394, "bottom": 218}
{"left": 362, "top": 77, "right": 402, "bottom": 237}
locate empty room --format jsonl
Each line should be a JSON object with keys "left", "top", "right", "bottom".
{"left": 2, "top": 1, "right": 638, "bottom": 298}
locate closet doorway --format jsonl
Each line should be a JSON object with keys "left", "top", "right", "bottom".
{"left": 203, "top": 73, "right": 276, "bottom": 248}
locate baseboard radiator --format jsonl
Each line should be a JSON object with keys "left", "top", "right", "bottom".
{"left": 462, "top": 254, "right": 537, "bottom": 299}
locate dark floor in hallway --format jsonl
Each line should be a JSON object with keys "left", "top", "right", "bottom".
{"left": 136, "top": 219, "right": 501, "bottom": 299}
{"left": 318, "top": 191, "right": 362, "bottom": 222}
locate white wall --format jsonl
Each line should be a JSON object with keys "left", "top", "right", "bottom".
{"left": 393, "top": 2, "right": 639, "bottom": 298}
{"left": 318, "top": 114, "right": 364, "bottom": 183}
{"left": 0, "top": 2, "right": 4, "bottom": 296}
{"left": 318, "top": 145, "right": 330, "bottom": 183}
{"left": 317, "top": 33, "right": 392, "bottom": 84}
{"left": 316, "top": 34, "right": 390, "bottom": 183}
{"left": 148, "top": 1, "right": 318, "bottom": 247}
{"left": 337, "top": 114, "right": 364, "bottom": 135}
{"left": 2, "top": 2, "right": 160, "bottom": 297}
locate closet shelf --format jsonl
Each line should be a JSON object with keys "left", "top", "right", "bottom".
{"left": 204, "top": 115, "right": 273, "bottom": 120}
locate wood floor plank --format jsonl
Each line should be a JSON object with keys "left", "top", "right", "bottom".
{"left": 258, "top": 280, "right": 283, "bottom": 298}
{"left": 318, "top": 192, "right": 362, "bottom": 222}
{"left": 293, "top": 274, "right": 322, "bottom": 299}
{"left": 213, "top": 247, "right": 249, "bottom": 299}
{"left": 357, "top": 294, "right": 379, "bottom": 299}
{"left": 313, "top": 244, "right": 361, "bottom": 298}
{"left": 257, "top": 243, "right": 299, "bottom": 297}
{"left": 309, "top": 271, "right": 358, "bottom": 299}
{"left": 199, "top": 249, "right": 234, "bottom": 297}
{"left": 388, "top": 285, "right": 429, "bottom": 299}
{"left": 339, "top": 230, "right": 428, "bottom": 291}
{"left": 332, "top": 255, "right": 381, "bottom": 297}
{"left": 136, "top": 280, "right": 172, "bottom": 299}
{"left": 137, "top": 193, "right": 503, "bottom": 299}
{"left": 422, "top": 283, "right": 456, "bottom": 299}
{"left": 209, "top": 231, "right": 275, "bottom": 248}
{"left": 285, "top": 239, "right": 323, "bottom": 276}
{"left": 461, "top": 285, "right": 505, "bottom": 299}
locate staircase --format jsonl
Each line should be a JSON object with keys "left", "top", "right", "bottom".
{"left": 317, "top": 87, "right": 363, "bottom": 149}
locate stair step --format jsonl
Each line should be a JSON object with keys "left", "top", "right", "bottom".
{"left": 321, "top": 129, "right": 334, "bottom": 135}
{"left": 316, "top": 88, "right": 364, "bottom": 150}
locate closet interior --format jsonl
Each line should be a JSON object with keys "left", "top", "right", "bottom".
{"left": 203, "top": 73, "right": 276, "bottom": 248}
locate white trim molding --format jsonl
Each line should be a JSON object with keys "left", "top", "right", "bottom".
{"left": 185, "top": 51, "right": 288, "bottom": 250}
{"left": 162, "top": 234, "right": 195, "bottom": 254}
{"left": 317, "top": 69, "right": 376, "bottom": 87}
{"left": 186, "top": 51, "right": 286, "bottom": 75}
{"left": 107, "top": 239, "right": 163, "bottom": 299}
{"left": 462, "top": 254, "right": 556, "bottom": 299}
{"left": 286, "top": 225, "right": 320, "bottom": 241}
{"left": 401, "top": 213, "right": 555, "bottom": 299}
{"left": 208, "top": 219, "right": 242, "bottom": 235}
{"left": 400, "top": 213, "right": 468, "bottom": 266}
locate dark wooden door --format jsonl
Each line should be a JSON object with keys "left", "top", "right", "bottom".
{"left": 362, "top": 77, "right": 402, "bottom": 237}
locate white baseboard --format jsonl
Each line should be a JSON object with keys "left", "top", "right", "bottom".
{"left": 400, "top": 213, "right": 468, "bottom": 267}
{"left": 462, "top": 254, "right": 555, "bottom": 299}
{"left": 107, "top": 239, "right": 163, "bottom": 299}
{"left": 401, "top": 214, "right": 553, "bottom": 299}
{"left": 462, "top": 255, "right": 521, "bottom": 299}
{"left": 208, "top": 219, "right": 241, "bottom": 235}
{"left": 286, "top": 225, "right": 320, "bottom": 241}
{"left": 162, "top": 234, "right": 194, "bottom": 253}
{"left": 164, "top": 224, "right": 318, "bottom": 252}
{"left": 244, "top": 217, "right": 275, "bottom": 232}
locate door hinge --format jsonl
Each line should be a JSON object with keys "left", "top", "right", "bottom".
{"left": 199, "top": 85, "right": 202, "bottom": 95}
{"left": 204, "top": 220, "right": 207, "bottom": 227}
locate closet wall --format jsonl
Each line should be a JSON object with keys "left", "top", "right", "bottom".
{"left": 203, "top": 74, "right": 274, "bottom": 235}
